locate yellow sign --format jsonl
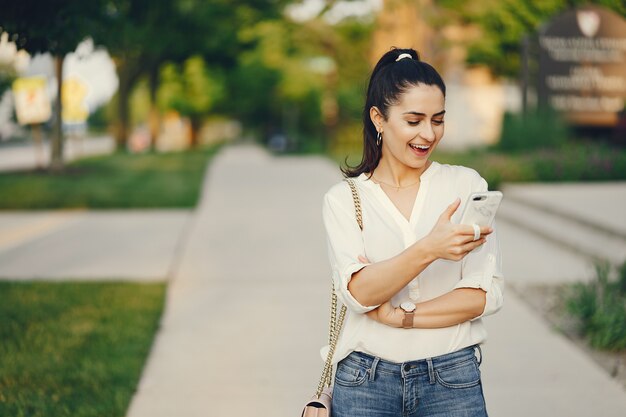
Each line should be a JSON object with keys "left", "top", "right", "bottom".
{"left": 12, "top": 76, "right": 52, "bottom": 125}
{"left": 62, "top": 76, "right": 89, "bottom": 124}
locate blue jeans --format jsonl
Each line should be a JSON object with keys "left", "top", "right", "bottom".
{"left": 332, "top": 345, "right": 488, "bottom": 417}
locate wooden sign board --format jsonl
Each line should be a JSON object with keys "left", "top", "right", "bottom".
{"left": 538, "top": 6, "right": 626, "bottom": 127}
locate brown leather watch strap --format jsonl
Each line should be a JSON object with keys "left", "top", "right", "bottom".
{"left": 402, "top": 311, "right": 414, "bottom": 329}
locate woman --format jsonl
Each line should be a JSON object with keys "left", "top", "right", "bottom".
{"left": 322, "top": 48, "right": 504, "bottom": 416}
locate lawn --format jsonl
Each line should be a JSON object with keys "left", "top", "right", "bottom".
{"left": 0, "top": 281, "right": 166, "bottom": 417}
{"left": 0, "top": 145, "right": 221, "bottom": 209}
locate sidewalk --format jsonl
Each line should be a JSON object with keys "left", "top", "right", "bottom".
{"left": 125, "top": 144, "right": 626, "bottom": 417}
{"left": 0, "top": 210, "right": 191, "bottom": 281}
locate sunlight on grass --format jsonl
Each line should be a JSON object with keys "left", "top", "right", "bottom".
{"left": 0, "top": 281, "right": 166, "bottom": 417}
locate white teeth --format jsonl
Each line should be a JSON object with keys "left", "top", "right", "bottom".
{"left": 410, "top": 144, "right": 430, "bottom": 150}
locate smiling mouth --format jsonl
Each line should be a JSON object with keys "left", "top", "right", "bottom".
{"left": 409, "top": 143, "right": 430, "bottom": 151}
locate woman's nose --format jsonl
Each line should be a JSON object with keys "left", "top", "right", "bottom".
{"left": 420, "top": 123, "right": 436, "bottom": 142}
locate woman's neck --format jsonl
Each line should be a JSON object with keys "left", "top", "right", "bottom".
{"left": 373, "top": 158, "right": 431, "bottom": 188}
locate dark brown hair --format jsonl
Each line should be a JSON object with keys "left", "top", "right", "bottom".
{"left": 342, "top": 48, "right": 446, "bottom": 177}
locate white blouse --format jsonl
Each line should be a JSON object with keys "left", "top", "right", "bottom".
{"left": 321, "top": 161, "right": 504, "bottom": 364}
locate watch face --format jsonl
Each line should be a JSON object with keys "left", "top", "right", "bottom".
{"left": 400, "top": 301, "right": 416, "bottom": 312}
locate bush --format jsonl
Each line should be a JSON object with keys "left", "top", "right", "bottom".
{"left": 566, "top": 262, "right": 626, "bottom": 350}
{"left": 498, "top": 108, "right": 570, "bottom": 152}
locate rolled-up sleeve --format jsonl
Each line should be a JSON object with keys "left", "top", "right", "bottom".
{"left": 454, "top": 175, "right": 504, "bottom": 319}
{"left": 322, "top": 189, "right": 380, "bottom": 314}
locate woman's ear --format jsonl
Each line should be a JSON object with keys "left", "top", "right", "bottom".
{"left": 369, "top": 106, "right": 384, "bottom": 132}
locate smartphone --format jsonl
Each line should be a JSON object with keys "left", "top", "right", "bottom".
{"left": 460, "top": 191, "right": 503, "bottom": 227}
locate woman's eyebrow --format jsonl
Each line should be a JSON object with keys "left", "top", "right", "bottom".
{"left": 402, "top": 110, "right": 446, "bottom": 117}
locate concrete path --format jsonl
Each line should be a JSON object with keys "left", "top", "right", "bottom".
{"left": 499, "top": 183, "right": 626, "bottom": 267}
{"left": 0, "top": 210, "right": 191, "bottom": 281}
{"left": 503, "top": 182, "right": 626, "bottom": 238}
{"left": 125, "top": 144, "right": 626, "bottom": 417}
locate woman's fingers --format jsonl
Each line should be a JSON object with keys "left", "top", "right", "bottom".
{"left": 459, "top": 238, "right": 487, "bottom": 255}
{"left": 458, "top": 224, "right": 493, "bottom": 237}
{"left": 437, "top": 198, "right": 461, "bottom": 223}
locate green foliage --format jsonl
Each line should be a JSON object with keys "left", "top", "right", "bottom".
{"left": 407, "top": 141, "right": 626, "bottom": 189}
{"left": 222, "top": 19, "right": 329, "bottom": 141}
{"left": 497, "top": 109, "right": 570, "bottom": 151}
{"left": 529, "top": 142, "right": 626, "bottom": 182}
{"left": 225, "top": 14, "right": 374, "bottom": 149}
{"left": 619, "top": 261, "right": 626, "bottom": 296}
{"left": 224, "top": 53, "right": 283, "bottom": 133}
{"left": 158, "top": 56, "right": 225, "bottom": 120}
{"left": 87, "top": 105, "right": 110, "bottom": 133}
{"left": 566, "top": 262, "right": 626, "bottom": 350}
{"left": 0, "top": 145, "right": 220, "bottom": 209}
{"left": 0, "top": 1, "right": 104, "bottom": 56}
{"left": 0, "top": 281, "right": 165, "bottom": 417}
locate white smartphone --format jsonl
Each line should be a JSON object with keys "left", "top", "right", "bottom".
{"left": 460, "top": 191, "right": 503, "bottom": 227}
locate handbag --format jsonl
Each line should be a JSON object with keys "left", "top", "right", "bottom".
{"left": 301, "top": 178, "right": 363, "bottom": 417}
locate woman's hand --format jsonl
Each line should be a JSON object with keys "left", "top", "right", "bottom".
{"left": 366, "top": 300, "right": 401, "bottom": 327}
{"left": 423, "top": 198, "right": 492, "bottom": 262}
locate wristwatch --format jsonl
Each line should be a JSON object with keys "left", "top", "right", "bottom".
{"left": 400, "top": 301, "right": 416, "bottom": 329}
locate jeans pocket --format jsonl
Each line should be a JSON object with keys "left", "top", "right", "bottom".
{"left": 334, "top": 358, "right": 369, "bottom": 387}
{"left": 435, "top": 359, "right": 481, "bottom": 389}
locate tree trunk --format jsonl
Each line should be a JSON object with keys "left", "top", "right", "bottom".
{"left": 115, "top": 58, "right": 144, "bottom": 152}
{"left": 148, "top": 65, "right": 160, "bottom": 150}
{"left": 115, "top": 62, "right": 131, "bottom": 152}
{"left": 50, "top": 54, "right": 65, "bottom": 172}
{"left": 190, "top": 116, "right": 201, "bottom": 148}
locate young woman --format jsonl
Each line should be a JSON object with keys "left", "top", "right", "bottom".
{"left": 322, "top": 48, "right": 504, "bottom": 416}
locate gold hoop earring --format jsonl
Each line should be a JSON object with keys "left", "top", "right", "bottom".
{"left": 376, "top": 131, "right": 382, "bottom": 147}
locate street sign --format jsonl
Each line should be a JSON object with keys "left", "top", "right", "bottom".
{"left": 62, "top": 76, "right": 89, "bottom": 125}
{"left": 12, "top": 76, "right": 52, "bottom": 125}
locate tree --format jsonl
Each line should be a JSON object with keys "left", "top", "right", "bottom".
{"left": 158, "top": 56, "right": 225, "bottom": 146}
{"left": 217, "top": 3, "right": 376, "bottom": 150}
{"left": 92, "top": 0, "right": 289, "bottom": 151}
{"left": 0, "top": 0, "right": 105, "bottom": 170}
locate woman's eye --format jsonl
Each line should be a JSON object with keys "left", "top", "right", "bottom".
{"left": 432, "top": 119, "right": 444, "bottom": 125}
{"left": 407, "top": 121, "right": 420, "bottom": 126}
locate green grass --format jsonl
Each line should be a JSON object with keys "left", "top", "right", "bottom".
{"left": 0, "top": 145, "right": 221, "bottom": 209}
{"left": 0, "top": 281, "right": 166, "bottom": 417}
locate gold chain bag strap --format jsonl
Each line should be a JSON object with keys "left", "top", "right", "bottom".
{"left": 301, "top": 178, "right": 363, "bottom": 417}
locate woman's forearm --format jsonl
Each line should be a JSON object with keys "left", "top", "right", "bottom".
{"left": 412, "top": 288, "right": 486, "bottom": 328}
{"left": 348, "top": 239, "right": 436, "bottom": 307}
{"left": 369, "top": 288, "right": 487, "bottom": 329}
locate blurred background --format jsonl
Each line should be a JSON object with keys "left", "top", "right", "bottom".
{"left": 0, "top": 1, "right": 625, "bottom": 416}
{"left": 0, "top": 0, "right": 623, "bottom": 173}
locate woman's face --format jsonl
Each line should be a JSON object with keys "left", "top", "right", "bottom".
{"left": 371, "top": 83, "right": 445, "bottom": 171}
